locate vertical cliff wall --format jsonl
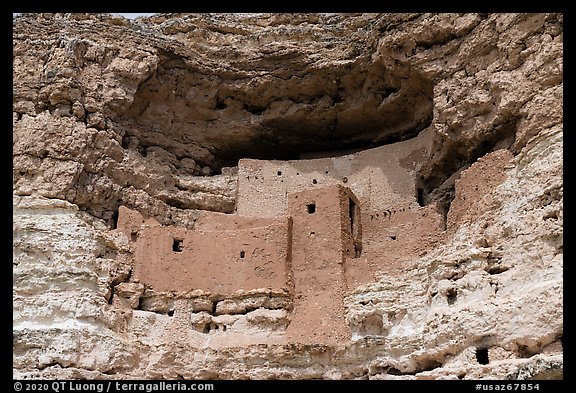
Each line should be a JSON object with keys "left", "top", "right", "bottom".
{"left": 13, "top": 13, "right": 562, "bottom": 380}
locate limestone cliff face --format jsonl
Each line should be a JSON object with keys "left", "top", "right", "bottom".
{"left": 13, "top": 13, "right": 562, "bottom": 380}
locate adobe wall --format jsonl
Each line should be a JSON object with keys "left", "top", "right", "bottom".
{"left": 132, "top": 218, "right": 292, "bottom": 295}
{"left": 236, "top": 127, "right": 445, "bottom": 278}
{"left": 194, "top": 210, "right": 280, "bottom": 231}
{"left": 236, "top": 126, "right": 434, "bottom": 218}
{"left": 285, "top": 185, "right": 358, "bottom": 345}
{"left": 361, "top": 204, "right": 446, "bottom": 273}
{"left": 116, "top": 205, "right": 160, "bottom": 241}
{"left": 447, "top": 149, "right": 514, "bottom": 234}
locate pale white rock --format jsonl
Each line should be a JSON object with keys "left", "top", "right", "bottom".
{"left": 12, "top": 12, "right": 562, "bottom": 380}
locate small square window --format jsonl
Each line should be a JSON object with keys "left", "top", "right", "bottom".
{"left": 172, "top": 239, "right": 183, "bottom": 252}
{"left": 476, "top": 348, "right": 489, "bottom": 365}
{"left": 307, "top": 203, "right": 316, "bottom": 214}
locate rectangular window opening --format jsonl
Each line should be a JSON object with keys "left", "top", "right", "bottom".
{"left": 307, "top": 203, "right": 316, "bottom": 214}
{"left": 172, "top": 238, "right": 184, "bottom": 252}
{"left": 417, "top": 187, "right": 426, "bottom": 207}
{"left": 349, "top": 198, "right": 357, "bottom": 234}
{"left": 110, "top": 209, "right": 119, "bottom": 230}
{"left": 476, "top": 348, "right": 489, "bottom": 365}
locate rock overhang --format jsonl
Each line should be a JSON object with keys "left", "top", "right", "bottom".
{"left": 113, "top": 14, "right": 434, "bottom": 170}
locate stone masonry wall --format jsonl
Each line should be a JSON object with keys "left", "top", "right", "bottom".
{"left": 132, "top": 218, "right": 292, "bottom": 295}
{"left": 236, "top": 127, "right": 434, "bottom": 218}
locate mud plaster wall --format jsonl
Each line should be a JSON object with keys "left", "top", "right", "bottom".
{"left": 116, "top": 205, "right": 157, "bottom": 240}
{"left": 361, "top": 204, "right": 446, "bottom": 273}
{"left": 285, "top": 185, "right": 361, "bottom": 345}
{"left": 117, "top": 146, "right": 512, "bottom": 346}
{"left": 447, "top": 149, "right": 514, "bottom": 234}
{"left": 194, "top": 211, "right": 280, "bottom": 231}
{"left": 125, "top": 184, "right": 371, "bottom": 346}
{"left": 237, "top": 127, "right": 446, "bottom": 276}
{"left": 236, "top": 126, "right": 435, "bottom": 219}
{"left": 132, "top": 218, "right": 292, "bottom": 295}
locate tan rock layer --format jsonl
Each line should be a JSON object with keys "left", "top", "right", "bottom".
{"left": 13, "top": 13, "right": 562, "bottom": 380}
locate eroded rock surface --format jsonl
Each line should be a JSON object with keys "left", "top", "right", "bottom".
{"left": 13, "top": 13, "right": 562, "bottom": 380}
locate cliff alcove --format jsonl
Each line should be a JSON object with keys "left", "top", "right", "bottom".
{"left": 13, "top": 12, "right": 563, "bottom": 380}
{"left": 117, "top": 43, "right": 434, "bottom": 170}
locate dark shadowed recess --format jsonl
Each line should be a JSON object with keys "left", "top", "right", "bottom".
{"left": 112, "top": 46, "right": 517, "bottom": 220}
{"left": 415, "top": 116, "right": 517, "bottom": 221}
{"left": 115, "top": 49, "right": 434, "bottom": 171}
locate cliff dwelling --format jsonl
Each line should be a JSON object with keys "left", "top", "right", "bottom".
{"left": 112, "top": 127, "right": 450, "bottom": 345}
{"left": 13, "top": 13, "right": 563, "bottom": 380}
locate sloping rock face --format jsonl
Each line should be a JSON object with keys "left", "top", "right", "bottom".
{"left": 13, "top": 13, "right": 562, "bottom": 380}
